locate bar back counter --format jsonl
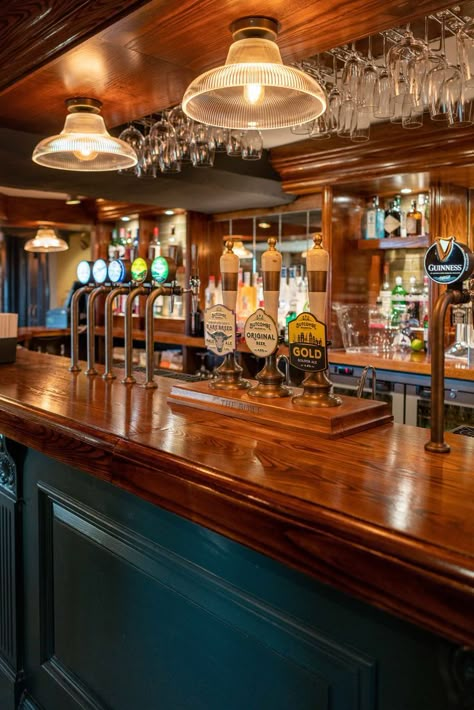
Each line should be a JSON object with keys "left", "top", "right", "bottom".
{"left": 0, "top": 350, "right": 472, "bottom": 710}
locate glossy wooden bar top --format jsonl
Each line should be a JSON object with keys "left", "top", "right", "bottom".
{"left": 329, "top": 348, "right": 474, "bottom": 381}
{"left": 1, "top": 350, "right": 473, "bottom": 645}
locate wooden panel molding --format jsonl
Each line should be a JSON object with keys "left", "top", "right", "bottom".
{"left": 271, "top": 121, "right": 474, "bottom": 195}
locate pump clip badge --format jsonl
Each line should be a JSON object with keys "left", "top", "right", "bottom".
{"left": 288, "top": 313, "right": 327, "bottom": 372}
{"left": 424, "top": 237, "right": 473, "bottom": 285}
{"left": 204, "top": 304, "right": 236, "bottom": 356}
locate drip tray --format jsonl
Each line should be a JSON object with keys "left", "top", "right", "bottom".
{"left": 451, "top": 425, "right": 474, "bottom": 437}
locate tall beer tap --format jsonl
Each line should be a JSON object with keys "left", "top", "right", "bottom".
{"left": 423, "top": 237, "right": 474, "bottom": 453}
{"left": 85, "top": 258, "right": 112, "bottom": 376}
{"left": 209, "top": 240, "right": 249, "bottom": 390}
{"left": 69, "top": 260, "right": 94, "bottom": 372}
{"left": 144, "top": 255, "right": 179, "bottom": 389}
{"left": 248, "top": 237, "right": 291, "bottom": 398}
{"left": 122, "top": 257, "right": 152, "bottom": 385}
{"left": 103, "top": 258, "right": 132, "bottom": 381}
{"left": 292, "top": 233, "right": 341, "bottom": 408}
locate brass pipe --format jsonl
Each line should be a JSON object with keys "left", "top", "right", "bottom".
{"left": 85, "top": 285, "right": 110, "bottom": 376}
{"left": 69, "top": 285, "right": 93, "bottom": 372}
{"left": 103, "top": 286, "right": 129, "bottom": 381}
{"left": 425, "top": 287, "right": 470, "bottom": 453}
{"left": 144, "top": 285, "right": 173, "bottom": 389}
{"left": 122, "top": 285, "right": 149, "bottom": 384}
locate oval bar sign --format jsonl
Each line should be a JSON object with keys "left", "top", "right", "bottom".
{"left": 424, "top": 237, "right": 474, "bottom": 285}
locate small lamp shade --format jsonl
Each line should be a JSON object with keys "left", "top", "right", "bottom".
{"left": 24, "top": 227, "right": 69, "bottom": 253}
{"left": 32, "top": 98, "right": 138, "bottom": 172}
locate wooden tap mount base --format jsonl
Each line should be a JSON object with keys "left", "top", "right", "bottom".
{"left": 168, "top": 380, "right": 393, "bottom": 439}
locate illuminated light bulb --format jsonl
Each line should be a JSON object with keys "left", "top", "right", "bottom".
{"left": 243, "top": 83, "right": 265, "bottom": 105}
{"left": 73, "top": 146, "right": 99, "bottom": 161}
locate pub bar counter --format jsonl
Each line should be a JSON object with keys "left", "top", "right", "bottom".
{"left": 0, "top": 349, "right": 472, "bottom": 710}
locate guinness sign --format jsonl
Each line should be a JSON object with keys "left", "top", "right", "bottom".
{"left": 424, "top": 237, "right": 474, "bottom": 285}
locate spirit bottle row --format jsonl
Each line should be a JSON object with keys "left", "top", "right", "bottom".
{"left": 362, "top": 194, "right": 429, "bottom": 239}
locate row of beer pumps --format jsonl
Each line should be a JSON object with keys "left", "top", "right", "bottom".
{"left": 69, "top": 253, "right": 199, "bottom": 388}
{"left": 205, "top": 234, "right": 341, "bottom": 406}
{"left": 69, "top": 234, "right": 341, "bottom": 407}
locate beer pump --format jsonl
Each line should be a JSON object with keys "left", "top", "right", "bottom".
{"left": 143, "top": 255, "right": 179, "bottom": 389}
{"left": 103, "top": 258, "right": 132, "bottom": 381}
{"left": 292, "top": 234, "right": 341, "bottom": 408}
{"left": 423, "top": 237, "right": 474, "bottom": 453}
{"left": 122, "top": 257, "right": 152, "bottom": 385}
{"left": 209, "top": 241, "right": 249, "bottom": 390}
{"left": 69, "top": 260, "right": 94, "bottom": 372}
{"left": 248, "top": 237, "right": 291, "bottom": 398}
{"left": 85, "top": 259, "right": 112, "bottom": 376}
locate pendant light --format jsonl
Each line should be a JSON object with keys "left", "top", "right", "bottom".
{"left": 32, "top": 98, "right": 138, "bottom": 171}
{"left": 182, "top": 16, "right": 326, "bottom": 130}
{"left": 24, "top": 227, "right": 69, "bottom": 253}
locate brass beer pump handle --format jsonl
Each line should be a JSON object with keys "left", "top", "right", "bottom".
{"left": 209, "top": 239, "right": 249, "bottom": 390}
{"left": 69, "top": 285, "right": 93, "bottom": 372}
{"left": 103, "top": 286, "right": 129, "bottom": 381}
{"left": 248, "top": 236, "right": 291, "bottom": 398}
{"left": 293, "top": 232, "right": 341, "bottom": 408}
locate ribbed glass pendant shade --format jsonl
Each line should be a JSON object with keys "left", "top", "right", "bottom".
{"left": 24, "top": 227, "right": 69, "bottom": 253}
{"left": 182, "top": 18, "right": 326, "bottom": 129}
{"left": 32, "top": 98, "right": 138, "bottom": 171}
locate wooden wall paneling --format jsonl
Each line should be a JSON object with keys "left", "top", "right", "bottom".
{"left": 138, "top": 215, "right": 155, "bottom": 259}
{"left": 330, "top": 190, "right": 370, "bottom": 347}
{"left": 93, "top": 223, "right": 112, "bottom": 260}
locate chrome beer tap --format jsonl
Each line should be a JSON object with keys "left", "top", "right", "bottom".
{"left": 122, "top": 257, "right": 152, "bottom": 385}
{"left": 144, "top": 255, "right": 179, "bottom": 389}
{"left": 103, "top": 258, "right": 132, "bottom": 381}
{"left": 85, "top": 258, "right": 112, "bottom": 376}
{"left": 69, "top": 260, "right": 94, "bottom": 372}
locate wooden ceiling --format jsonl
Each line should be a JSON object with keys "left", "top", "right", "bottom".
{"left": 0, "top": 0, "right": 458, "bottom": 134}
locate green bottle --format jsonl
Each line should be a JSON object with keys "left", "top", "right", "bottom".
{"left": 391, "top": 276, "right": 407, "bottom": 327}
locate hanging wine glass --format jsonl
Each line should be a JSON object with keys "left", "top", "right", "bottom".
{"left": 226, "top": 130, "right": 243, "bottom": 156}
{"left": 341, "top": 43, "right": 364, "bottom": 103}
{"left": 309, "top": 112, "right": 331, "bottom": 139}
{"left": 351, "top": 109, "right": 370, "bottom": 141}
{"left": 118, "top": 124, "right": 144, "bottom": 175}
{"left": 290, "top": 122, "right": 314, "bottom": 136}
{"left": 213, "top": 127, "right": 229, "bottom": 152}
{"left": 337, "top": 92, "right": 356, "bottom": 137}
{"left": 241, "top": 130, "right": 264, "bottom": 159}
{"left": 327, "top": 54, "right": 343, "bottom": 132}
{"left": 387, "top": 27, "right": 427, "bottom": 97}
{"left": 138, "top": 131, "right": 157, "bottom": 179}
{"left": 191, "top": 123, "right": 215, "bottom": 167}
{"left": 358, "top": 36, "right": 378, "bottom": 109}
{"left": 446, "top": 74, "right": 473, "bottom": 128}
{"left": 427, "top": 18, "right": 458, "bottom": 121}
{"left": 457, "top": 16, "right": 474, "bottom": 88}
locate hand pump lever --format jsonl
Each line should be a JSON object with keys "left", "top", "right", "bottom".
{"left": 209, "top": 240, "right": 250, "bottom": 390}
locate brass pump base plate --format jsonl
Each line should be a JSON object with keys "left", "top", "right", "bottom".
{"left": 168, "top": 381, "right": 393, "bottom": 439}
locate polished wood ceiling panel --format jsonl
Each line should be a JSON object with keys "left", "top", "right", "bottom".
{"left": 0, "top": 0, "right": 457, "bottom": 134}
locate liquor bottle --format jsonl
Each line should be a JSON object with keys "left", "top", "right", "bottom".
{"left": 239, "top": 271, "right": 257, "bottom": 316}
{"left": 365, "top": 196, "right": 384, "bottom": 239}
{"left": 391, "top": 276, "right": 407, "bottom": 326}
{"left": 205, "top": 275, "right": 217, "bottom": 309}
{"left": 384, "top": 201, "right": 401, "bottom": 238}
{"left": 406, "top": 275, "right": 420, "bottom": 326}
{"left": 406, "top": 200, "right": 422, "bottom": 236}
{"left": 379, "top": 264, "right": 392, "bottom": 318}
{"left": 287, "top": 266, "right": 298, "bottom": 312}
